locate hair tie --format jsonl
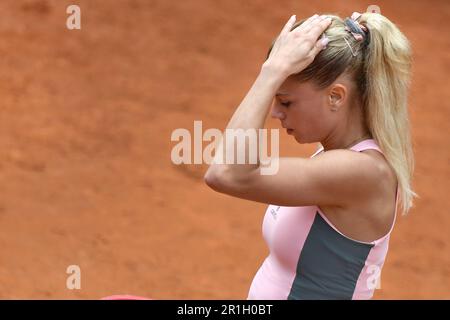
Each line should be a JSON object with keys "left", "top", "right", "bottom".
{"left": 344, "top": 11, "right": 368, "bottom": 42}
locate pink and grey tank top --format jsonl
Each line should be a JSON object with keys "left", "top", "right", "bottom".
{"left": 247, "top": 139, "right": 399, "bottom": 300}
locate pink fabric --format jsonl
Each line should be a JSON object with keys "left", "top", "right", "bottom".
{"left": 247, "top": 139, "right": 398, "bottom": 300}
{"left": 316, "top": 139, "right": 399, "bottom": 299}
{"left": 247, "top": 205, "right": 317, "bottom": 299}
{"left": 248, "top": 146, "right": 324, "bottom": 299}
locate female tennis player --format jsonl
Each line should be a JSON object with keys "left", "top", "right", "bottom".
{"left": 204, "top": 12, "right": 416, "bottom": 299}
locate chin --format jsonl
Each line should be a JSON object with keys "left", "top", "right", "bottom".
{"left": 293, "top": 135, "right": 304, "bottom": 144}
{"left": 293, "top": 133, "right": 315, "bottom": 144}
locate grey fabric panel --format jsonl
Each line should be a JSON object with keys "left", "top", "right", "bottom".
{"left": 288, "top": 212, "right": 374, "bottom": 300}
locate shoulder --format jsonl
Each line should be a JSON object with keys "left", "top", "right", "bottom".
{"left": 308, "top": 148, "right": 391, "bottom": 205}
{"left": 313, "top": 148, "right": 388, "bottom": 180}
{"left": 358, "top": 149, "right": 398, "bottom": 195}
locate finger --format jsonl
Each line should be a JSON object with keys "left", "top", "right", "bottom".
{"left": 308, "top": 16, "right": 332, "bottom": 39}
{"left": 302, "top": 14, "right": 319, "bottom": 29}
{"left": 296, "top": 14, "right": 319, "bottom": 32}
{"left": 279, "top": 15, "right": 297, "bottom": 36}
{"left": 302, "top": 14, "right": 328, "bottom": 33}
{"left": 310, "top": 35, "right": 329, "bottom": 57}
{"left": 271, "top": 15, "right": 296, "bottom": 53}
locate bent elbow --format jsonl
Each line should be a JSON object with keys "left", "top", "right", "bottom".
{"left": 204, "top": 166, "right": 238, "bottom": 193}
{"left": 204, "top": 166, "right": 253, "bottom": 197}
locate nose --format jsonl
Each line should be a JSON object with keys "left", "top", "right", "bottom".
{"left": 271, "top": 105, "right": 286, "bottom": 120}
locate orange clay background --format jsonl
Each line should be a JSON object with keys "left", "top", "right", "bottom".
{"left": 0, "top": 0, "right": 448, "bottom": 299}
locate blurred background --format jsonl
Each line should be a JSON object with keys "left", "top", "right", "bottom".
{"left": 0, "top": 0, "right": 448, "bottom": 299}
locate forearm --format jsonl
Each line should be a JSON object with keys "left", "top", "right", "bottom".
{"left": 206, "top": 64, "right": 287, "bottom": 179}
{"left": 204, "top": 14, "right": 331, "bottom": 194}
{"left": 226, "top": 64, "right": 287, "bottom": 131}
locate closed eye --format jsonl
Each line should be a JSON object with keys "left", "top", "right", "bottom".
{"left": 280, "top": 102, "right": 291, "bottom": 107}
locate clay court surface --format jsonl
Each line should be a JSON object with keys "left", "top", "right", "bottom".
{"left": 0, "top": 0, "right": 448, "bottom": 299}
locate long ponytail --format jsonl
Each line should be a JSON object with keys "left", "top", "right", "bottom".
{"left": 360, "top": 13, "right": 417, "bottom": 215}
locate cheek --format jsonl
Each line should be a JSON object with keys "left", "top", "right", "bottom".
{"left": 292, "top": 103, "right": 322, "bottom": 129}
{"left": 291, "top": 103, "right": 329, "bottom": 141}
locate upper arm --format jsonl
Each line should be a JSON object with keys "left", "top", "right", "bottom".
{"left": 204, "top": 149, "right": 386, "bottom": 207}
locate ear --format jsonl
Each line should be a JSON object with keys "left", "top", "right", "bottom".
{"left": 328, "top": 84, "right": 347, "bottom": 112}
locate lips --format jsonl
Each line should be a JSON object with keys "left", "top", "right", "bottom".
{"left": 281, "top": 123, "right": 294, "bottom": 135}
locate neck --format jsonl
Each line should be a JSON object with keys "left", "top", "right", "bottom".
{"left": 321, "top": 110, "right": 372, "bottom": 152}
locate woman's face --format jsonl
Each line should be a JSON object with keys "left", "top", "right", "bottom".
{"left": 271, "top": 77, "right": 337, "bottom": 144}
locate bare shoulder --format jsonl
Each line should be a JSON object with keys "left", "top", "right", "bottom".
{"left": 358, "top": 149, "right": 397, "bottom": 191}
{"left": 313, "top": 148, "right": 395, "bottom": 206}
{"left": 317, "top": 149, "right": 398, "bottom": 241}
{"left": 314, "top": 148, "right": 390, "bottom": 185}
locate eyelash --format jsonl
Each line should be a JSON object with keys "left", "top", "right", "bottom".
{"left": 280, "top": 102, "right": 291, "bottom": 107}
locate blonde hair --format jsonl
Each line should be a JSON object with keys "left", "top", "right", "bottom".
{"left": 266, "top": 13, "right": 418, "bottom": 215}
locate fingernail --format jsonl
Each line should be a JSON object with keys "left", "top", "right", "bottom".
{"left": 321, "top": 36, "right": 329, "bottom": 46}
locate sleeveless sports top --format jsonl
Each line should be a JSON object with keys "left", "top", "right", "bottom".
{"left": 247, "top": 139, "right": 399, "bottom": 300}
